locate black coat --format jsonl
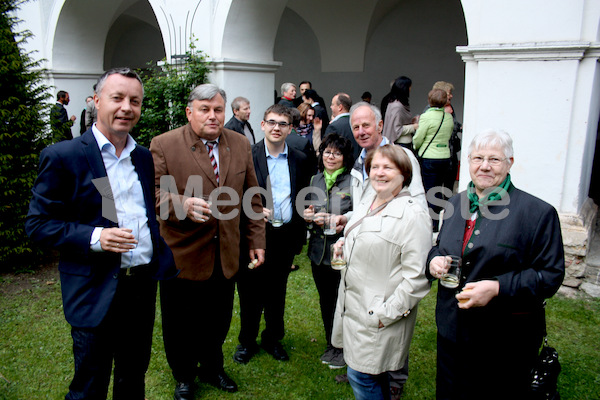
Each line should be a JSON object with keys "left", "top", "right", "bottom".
{"left": 427, "top": 186, "right": 565, "bottom": 343}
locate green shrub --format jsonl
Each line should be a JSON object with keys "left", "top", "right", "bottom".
{"left": 0, "top": 0, "right": 52, "bottom": 271}
{"left": 133, "top": 48, "right": 210, "bottom": 148}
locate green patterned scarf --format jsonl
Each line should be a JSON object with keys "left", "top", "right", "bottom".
{"left": 467, "top": 174, "right": 511, "bottom": 213}
{"left": 324, "top": 167, "right": 346, "bottom": 191}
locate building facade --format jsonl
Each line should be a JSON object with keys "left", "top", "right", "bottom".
{"left": 17, "top": 0, "right": 600, "bottom": 295}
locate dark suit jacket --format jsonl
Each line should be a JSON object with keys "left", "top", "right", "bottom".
{"left": 286, "top": 132, "right": 317, "bottom": 176}
{"left": 427, "top": 186, "right": 565, "bottom": 343}
{"left": 51, "top": 103, "right": 73, "bottom": 141}
{"left": 252, "top": 140, "right": 311, "bottom": 255}
{"left": 313, "top": 103, "right": 330, "bottom": 132}
{"left": 150, "top": 125, "right": 266, "bottom": 281}
{"left": 324, "top": 114, "right": 360, "bottom": 162}
{"left": 25, "top": 130, "right": 176, "bottom": 328}
{"left": 224, "top": 116, "right": 255, "bottom": 144}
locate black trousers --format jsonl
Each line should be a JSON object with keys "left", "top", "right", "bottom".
{"left": 310, "top": 261, "right": 341, "bottom": 345}
{"left": 237, "top": 223, "right": 296, "bottom": 347}
{"left": 436, "top": 330, "right": 541, "bottom": 400}
{"left": 160, "top": 264, "right": 234, "bottom": 383}
{"left": 66, "top": 270, "right": 157, "bottom": 400}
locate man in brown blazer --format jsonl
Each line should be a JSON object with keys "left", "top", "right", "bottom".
{"left": 150, "top": 84, "right": 266, "bottom": 400}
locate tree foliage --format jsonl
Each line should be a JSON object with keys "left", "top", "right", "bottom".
{"left": 133, "top": 49, "right": 210, "bottom": 147}
{"left": 0, "top": 0, "right": 52, "bottom": 271}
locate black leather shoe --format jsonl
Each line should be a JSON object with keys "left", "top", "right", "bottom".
{"left": 233, "top": 344, "right": 258, "bottom": 364}
{"left": 173, "top": 381, "right": 193, "bottom": 400}
{"left": 201, "top": 371, "right": 238, "bottom": 393}
{"left": 261, "top": 341, "right": 289, "bottom": 361}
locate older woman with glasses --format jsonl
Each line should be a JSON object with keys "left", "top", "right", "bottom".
{"left": 303, "top": 133, "right": 354, "bottom": 370}
{"left": 427, "top": 129, "right": 565, "bottom": 400}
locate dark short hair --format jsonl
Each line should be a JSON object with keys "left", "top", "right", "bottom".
{"left": 364, "top": 144, "right": 412, "bottom": 188}
{"left": 318, "top": 133, "right": 354, "bottom": 173}
{"left": 56, "top": 90, "right": 68, "bottom": 101}
{"left": 335, "top": 93, "right": 352, "bottom": 111}
{"left": 96, "top": 67, "right": 144, "bottom": 98}
{"left": 428, "top": 89, "right": 447, "bottom": 108}
{"left": 263, "top": 103, "right": 292, "bottom": 123}
{"left": 303, "top": 89, "right": 318, "bottom": 102}
{"left": 361, "top": 91, "right": 372, "bottom": 99}
{"left": 289, "top": 107, "right": 301, "bottom": 127}
{"left": 299, "top": 81, "right": 312, "bottom": 88}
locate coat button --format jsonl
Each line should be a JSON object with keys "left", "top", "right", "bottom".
{"left": 468, "top": 243, "right": 474, "bottom": 249}
{"left": 113, "top": 273, "right": 118, "bottom": 279}
{"left": 474, "top": 230, "right": 480, "bottom": 235}
{"left": 368, "top": 310, "right": 373, "bottom": 315}
{"left": 191, "top": 146, "right": 196, "bottom": 151}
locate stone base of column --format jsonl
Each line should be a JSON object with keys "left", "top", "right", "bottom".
{"left": 559, "top": 198, "right": 600, "bottom": 298}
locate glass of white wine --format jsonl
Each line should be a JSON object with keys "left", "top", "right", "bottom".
{"left": 330, "top": 243, "right": 346, "bottom": 270}
{"left": 440, "top": 255, "right": 461, "bottom": 289}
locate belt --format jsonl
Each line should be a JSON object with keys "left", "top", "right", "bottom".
{"left": 119, "top": 263, "right": 152, "bottom": 277}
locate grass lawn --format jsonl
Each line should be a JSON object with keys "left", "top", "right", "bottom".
{"left": 1, "top": 250, "right": 599, "bottom": 399}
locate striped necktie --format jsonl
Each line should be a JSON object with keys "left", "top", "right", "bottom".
{"left": 206, "top": 141, "right": 219, "bottom": 183}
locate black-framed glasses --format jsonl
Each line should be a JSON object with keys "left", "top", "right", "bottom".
{"left": 264, "top": 120, "right": 291, "bottom": 129}
{"left": 323, "top": 150, "right": 343, "bottom": 158}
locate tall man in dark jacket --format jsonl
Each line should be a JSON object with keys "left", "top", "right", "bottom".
{"left": 233, "top": 104, "right": 311, "bottom": 364}
{"left": 324, "top": 92, "right": 360, "bottom": 161}
{"left": 50, "top": 90, "right": 77, "bottom": 141}
{"left": 224, "top": 96, "right": 255, "bottom": 144}
{"left": 26, "top": 68, "right": 177, "bottom": 400}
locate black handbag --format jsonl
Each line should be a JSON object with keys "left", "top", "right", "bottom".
{"left": 529, "top": 303, "right": 561, "bottom": 400}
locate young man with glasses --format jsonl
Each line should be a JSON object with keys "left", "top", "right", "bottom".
{"left": 234, "top": 104, "right": 312, "bottom": 364}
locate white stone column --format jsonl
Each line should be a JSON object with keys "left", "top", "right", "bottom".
{"left": 209, "top": 59, "right": 282, "bottom": 141}
{"left": 457, "top": 41, "right": 600, "bottom": 295}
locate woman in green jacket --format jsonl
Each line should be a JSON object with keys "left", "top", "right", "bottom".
{"left": 413, "top": 88, "right": 454, "bottom": 231}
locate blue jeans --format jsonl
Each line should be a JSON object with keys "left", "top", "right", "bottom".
{"left": 347, "top": 367, "right": 391, "bottom": 400}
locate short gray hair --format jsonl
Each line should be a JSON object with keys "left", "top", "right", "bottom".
{"left": 349, "top": 101, "right": 382, "bottom": 126}
{"left": 281, "top": 82, "right": 295, "bottom": 96}
{"left": 187, "top": 84, "right": 227, "bottom": 108}
{"left": 231, "top": 96, "right": 249, "bottom": 112}
{"left": 468, "top": 129, "right": 514, "bottom": 159}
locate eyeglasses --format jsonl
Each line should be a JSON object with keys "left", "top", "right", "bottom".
{"left": 264, "top": 120, "right": 291, "bottom": 129}
{"left": 323, "top": 150, "right": 343, "bottom": 158}
{"left": 468, "top": 155, "right": 507, "bottom": 166}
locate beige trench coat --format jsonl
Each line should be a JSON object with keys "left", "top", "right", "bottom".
{"left": 332, "top": 189, "right": 432, "bottom": 375}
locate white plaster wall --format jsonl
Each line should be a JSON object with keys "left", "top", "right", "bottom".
{"left": 459, "top": 0, "right": 600, "bottom": 215}
{"left": 458, "top": 59, "right": 577, "bottom": 208}
{"left": 462, "top": 0, "right": 586, "bottom": 44}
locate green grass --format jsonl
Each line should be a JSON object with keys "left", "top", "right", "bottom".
{"left": 1, "top": 250, "right": 599, "bottom": 399}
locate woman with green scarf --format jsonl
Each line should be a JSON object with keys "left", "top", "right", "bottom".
{"left": 303, "top": 133, "right": 354, "bottom": 370}
{"left": 426, "top": 130, "right": 565, "bottom": 400}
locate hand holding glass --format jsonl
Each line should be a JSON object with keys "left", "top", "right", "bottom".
{"left": 440, "top": 255, "right": 461, "bottom": 289}
{"left": 330, "top": 243, "right": 346, "bottom": 270}
{"left": 324, "top": 214, "right": 337, "bottom": 235}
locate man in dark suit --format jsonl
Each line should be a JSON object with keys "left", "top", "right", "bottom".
{"left": 233, "top": 104, "right": 311, "bottom": 364}
{"left": 325, "top": 93, "right": 360, "bottom": 161}
{"left": 224, "top": 96, "right": 255, "bottom": 144}
{"left": 150, "top": 84, "right": 266, "bottom": 400}
{"left": 50, "top": 90, "right": 76, "bottom": 141}
{"left": 303, "top": 88, "right": 329, "bottom": 132}
{"left": 26, "top": 68, "right": 177, "bottom": 400}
